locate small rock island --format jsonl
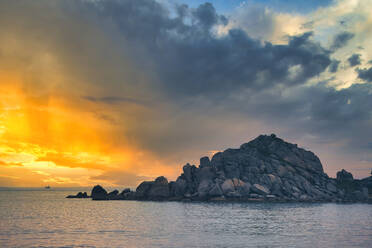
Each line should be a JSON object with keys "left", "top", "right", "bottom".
{"left": 67, "top": 134, "right": 372, "bottom": 203}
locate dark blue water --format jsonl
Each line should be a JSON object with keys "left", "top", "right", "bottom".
{"left": 0, "top": 189, "right": 371, "bottom": 247}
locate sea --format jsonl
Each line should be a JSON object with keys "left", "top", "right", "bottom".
{"left": 0, "top": 188, "right": 371, "bottom": 248}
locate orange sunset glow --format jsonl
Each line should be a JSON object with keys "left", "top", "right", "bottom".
{"left": 0, "top": 73, "right": 176, "bottom": 187}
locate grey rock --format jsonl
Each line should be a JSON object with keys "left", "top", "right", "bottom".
{"left": 278, "top": 166, "right": 289, "bottom": 177}
{"left": 226, "top": 191, "right": 241, "bottom": 198}
{"left": 154, "top": 176, "right": 168, "bottom": 185}
{"left": 209, "top": 183, "right": 223, "bottom": 197}
{"left": 200, "top": 156, "right": 211, "bottom": 168}
{"left": 66, "top": 192, "right": 89, "bottom": 198}
{"left": 251, "top": 184, "right": 270, "bottom": 195}
{"left": 326, "top": 182, "right": 337, "bottom": 193}
{"left": 271, "top": 183, "right": 283, "bottom": 197}
{"left": 107, "top": 190, "right": 119, "bottom": 199}
{"left": 174, "top": 177, "right": 187, "bottom": 196}
{"left": 183, "top": 163, "right": 196, "bottom": 182}
{"left": 221, "top": 179, "right": 235, "bottom": 194}
{"left": 196, "top": 167, "right": 215, "bottom": 182}
{"left": 249, "top": 193, "right": 264, "bottom": 198}
{"left": 135, "top": 181, "right": 154, "bottom": 198}
{"left": 121, "top": 188, "right": 131, "bottom": 194}
{"left": 266, "top": 194, "right": 277, "bottom": 199}
{"left": 148, "top": 176, "right": 170, "bottom": 199}
{"left": 91, "top": 185, "right": 108, "bottom": 200}
{"left": 361, "top": 187, "right": 369, "bottom": 199}
{"left": 336, "top": 169, "right": 353, "bottom": 182}
{"left": 197, "top": 180, "right": 212, "bottom": 194}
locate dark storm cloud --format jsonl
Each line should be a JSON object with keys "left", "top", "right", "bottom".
{"left": 356, "top": 67, "right": 372, "bottom": 82}
{"left": 80, "top": 0, "right": 331, "bottom": 97}
{"left": 348, "top": 54, "right": 361, "bottom": 67}
{"left": 330, "top": 31, "right": 354, "bottom": 51}
{"left": 328, "top": 59, "right": 340, "bottom": 73}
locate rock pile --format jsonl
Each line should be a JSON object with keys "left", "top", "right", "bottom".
{"left": 66, "top": 192, "right": 89, "bottom": 198}
{"left": 68, "top": 134, "right": 371, "bottom": 202}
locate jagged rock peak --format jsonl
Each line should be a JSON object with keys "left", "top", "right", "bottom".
{"left": 209, "top": 134, "right": 324, "bottom": 174}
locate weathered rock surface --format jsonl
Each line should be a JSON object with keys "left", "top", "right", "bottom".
{"left": 69, "top": 134, "right": 371, "bottom": 203}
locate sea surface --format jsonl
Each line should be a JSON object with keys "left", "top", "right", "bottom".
{"left": 0, "top": 188, "right": 371, "bottom": 248}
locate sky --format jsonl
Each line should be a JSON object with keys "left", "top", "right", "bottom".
{"left": 0, "top": 0, "right": 371, "bottom": 187}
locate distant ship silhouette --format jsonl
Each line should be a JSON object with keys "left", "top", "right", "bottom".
{"left": 45, "top": 185, "right": 51, "bottom": 189}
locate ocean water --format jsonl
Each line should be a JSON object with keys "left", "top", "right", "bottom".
{"left": 0, "top": 189, "right": 371, "bottom": 248}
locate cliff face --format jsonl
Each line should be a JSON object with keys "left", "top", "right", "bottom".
{"left": 68, "top": 134, "right": 370, "bottom": 202}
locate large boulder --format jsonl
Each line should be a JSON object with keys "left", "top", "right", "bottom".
{"left": 251, "top": 184, "right": 270, "bottom": 195}
{"left": 135, "top": 181, "right": 154, "bottom": 198}
{"left": 221, "top": 179, "right": 235, "bottom": 194}
{"left": 147, "top": 176, "right": 170, "bottom": 199}
{"left": 91, "top": 185, "right": 108, "bottom": 200}
{"left": 107, "top": 190, "right": 119, "bottom": 200}
{"left": 200, "top": 156, "right": 211, "bottom": 168}
{"left": 336, "top": 169, "right": 353, "bottom": 182}
{"left": 121, "top": 188, "right": 131, "bottom": 194}
{"left": 174, "top": 177, "right": 187, "bottom": 196}
{"left": 209, "top": 183, "right": 223, "bottom": 197}
{"left": 196, "top": 167, "right": 215, "bottom": 182}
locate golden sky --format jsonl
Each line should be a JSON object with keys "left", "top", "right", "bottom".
{"left": 0, "top": 73, "right": 177, "bottom": 187}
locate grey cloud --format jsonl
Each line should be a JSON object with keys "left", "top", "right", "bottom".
{"left": 234, "top": 82, "right": 372, "bottom": 157}
{"left": 356, "top": 67, "right": 372, "bottom": 82}
{"left": 348, "top": 54, "right": 361, "bottom": 67}
{"left": 192, "top": 2, "right": 227, "bottom": 29}
{"left": 3, "top": 0, "right": 331, "bottom": 98}
{"left": 83, "top": 0, "right": 331, "bottom": 99}
{"left": 328, "top": 59, "right": 340, "bottom": 73}
{"left": 330, "top": 31, "right": 354, "bottom": 51}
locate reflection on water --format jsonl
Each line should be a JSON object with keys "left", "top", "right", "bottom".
{"left": 0, "top": 190, "right": 371, "bottom": 247}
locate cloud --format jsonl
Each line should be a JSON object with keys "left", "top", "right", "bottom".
{"left": 329, "top": 59, "right": 340, "bottom": 73}
{"left": 0, "top": 0, "right": 371, "bottom": 182}
{"left": 356, "top": 67, "right": 372, "bottom": 82}
{"left": 82, "top": 96, "right": 148, "bottom": 106}
{"left": 90, "top": 170, "right": 150, "bottom": 187}
{"left": 219, "top": 2, "right": 306, "bottom": 44}
{"left": 348, "top": 53, "right": 362, "bottom": 66}
{"left": 330, "top": 31, "right": 354, "bottom": 51}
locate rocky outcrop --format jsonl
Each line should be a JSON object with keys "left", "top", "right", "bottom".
{"left": 135, "top": 176, "right": 170, "bottom": 200}
{"left": 337, "top": 169, "right": 353, "bottom": 182}
{"left": 66, "top": 192, "right": 89, "bottom": 198}
{"left": 68, "top": 134, "right": 371, "bottom": 203}
{"left": 91, "top": 185, "right": 108, "bottom": 200}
